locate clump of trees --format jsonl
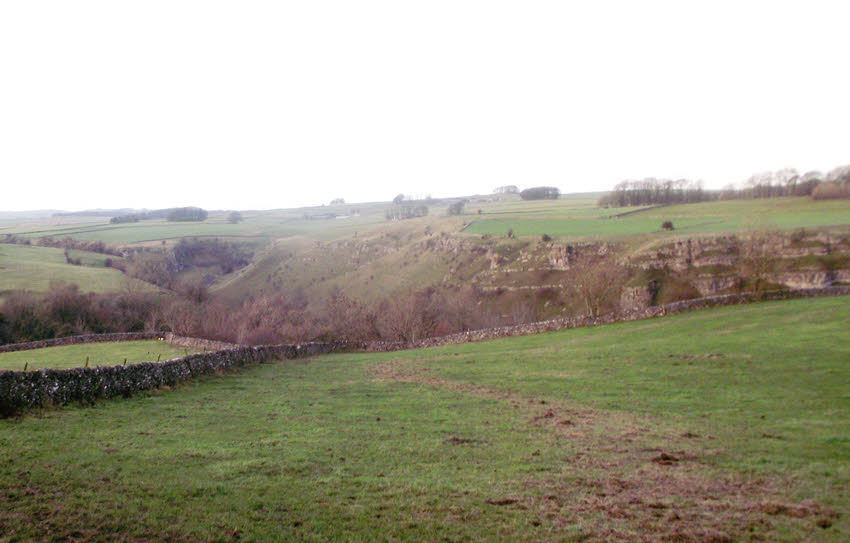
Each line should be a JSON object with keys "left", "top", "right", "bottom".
{"left": 598, "top": 179, "right": 706, "bottom": 207}
{"left": 123, "top": 238, "right": 251, "bottom": 288}
{"left": 0, "top": 276, "right": 565, "bottom": 347}
{"left": 109, "top": 214, "right": 141, "bottom": 224}
{"left": 494, "top": 185, "right": 519, "bottom": 194}
{"left": 110, "top": 207, "right": 209, "bottom": 224}
{"left": 811, "top": 166, "right": 850, "bottom": 200}
{"left": 172, "top": 238, "right": 251, "bottom": 275}
{"left": 599, "top": 164, "right": 850, "bottom": 208}
{"left": 0, "top": 234, "right": 31, "bottom": 245}
{"left": 566, "top": 251, "right": 627, "bottom": 317}
{"left": 812, "top": 183, "right": 850, "bottom": 200}
{"left": 17, "top": 236, "right": 123, "bottom": 256}
{"left": 167, "top": 207, "right": 207, "bottom": 222}
{"left": 386, "top": 205, "right": 428, "bottom": 221}
{"left": 228, "top": 211, "right": 243, "bottom": 224}
{"left": 0, "top": 283, "right": 159, "bottom": 344}
{"left": 63, "top": 249, "right": 82, "bottom": 266}
{"left": 520, "top": 187, "right": 560, "bottom": 200}
{"left": 125, "top": 250, "right": 179, "bottom": 288}
{"left": 447, "top": 200, "right": 466, "bottom": 216}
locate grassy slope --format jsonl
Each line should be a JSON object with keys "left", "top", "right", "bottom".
{"left": 0, "top": 244, "right": 155, "bottom": 294}
{"left": 213, "top": 217, "right": 461, "bottom": 304}
{"left": 0, "top": 340, "right": 200, "bottom": 371}
{"left": 1, "top": 296, "right": 847, "bottom": 541}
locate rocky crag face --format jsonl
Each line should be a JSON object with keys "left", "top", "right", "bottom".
{"left": 621, "top": 230, "right": 850, "bottom": 308}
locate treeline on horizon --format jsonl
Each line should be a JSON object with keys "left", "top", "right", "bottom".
{"left": 110, "top": 206, "right": 208, "bottom": 224}
{"left": 598, "top": 165, "right": 850, "bottom": 207}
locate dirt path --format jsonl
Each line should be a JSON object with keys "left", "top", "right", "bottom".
{"left": 372, "top": 359, "right": 839, "bottom": 542}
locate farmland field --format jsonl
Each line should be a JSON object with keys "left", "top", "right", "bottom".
{"left": 464, "top": 197, "right": 850, "bottom": 239}
{"left": 0, "top": 243, "right": 154, "bottom": 294}
{"left": 4, "top": 205, "right": 392, "bottom": 245}
{"left": 1, "top": 296, "right": 847, "bottom": 541}
{"left": 0, "top": 340, "right": 200, "bottom": 371}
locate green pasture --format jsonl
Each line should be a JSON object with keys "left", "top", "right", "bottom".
{"left": 65, "top": 249, "right": 120, "bottom": 267}
{"left": 1, "top": 296, "right": 847, "bottom": 541}
{"left": 11, "top": 219, "right": 276, "bottom": 244}
{"left": 463, "top": 197, "right": 850, "bottom": 239}
{"left": 468, "top": 193, "right": 613, "bottom": 218}
{"left": 0, "top": 243, "right": 152, "bottom": 294}
{"left": 7, "top": 208, "right": 390, "bottom": 245}
{"left": 0, "top": 340, "right": 199, "bottom": 371}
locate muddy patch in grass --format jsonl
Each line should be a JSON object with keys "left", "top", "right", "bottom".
{"left": 371, "top": 358, "right": 837, "bottom": 542}
{"left": 444, "top": 436, "right": 479, "bottom": 445}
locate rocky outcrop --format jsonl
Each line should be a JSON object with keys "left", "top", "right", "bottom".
{"left": 691, "top": 276, "right": 740, "bottom": 297}
{"left": 620, "top": 285, "right": 655, "bottom": 311}
{"left": 772, "top": 269, "right": 850, "bottom": 289}
{"left": 633, "top": 231, "right": 850, "bottom": 297}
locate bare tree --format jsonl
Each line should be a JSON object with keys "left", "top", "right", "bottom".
{"left": 377, "top": 288, "right": 440, "bottom": 342}
{"left": 737, "top": 233, "right": 774, "bottom": 298}
{"left": 319, "top": 288, "right": 378, "bottom": 341}
{"left": 566, "top": 251, "right": 627, "bottom": 317}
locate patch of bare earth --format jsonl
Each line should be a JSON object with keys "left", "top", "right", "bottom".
{"left": 372, "top": 359, "right": 840, "bottom": 542}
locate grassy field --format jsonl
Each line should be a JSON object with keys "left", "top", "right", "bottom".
{"left": 6, "top": 196, "right": 849, "bottom": 248}
{"left": 5, "top": 205, "right": 393, "bottom": 245}
{"left": 1, "top": 296, "right": 847, "bottom": 541}
{"left": 0, "top": 243, "right": 154, "bottom": 295}
{"left": 0, "top": 340, "right": 200, "bottom": 371}
{"left": 463, "top": 197, "right": 850, "bottom": 239}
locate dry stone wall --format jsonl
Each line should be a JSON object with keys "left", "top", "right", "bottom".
{"left": 367, "top": 286, "right": 850, "bottom": 351}
{"left": 0, "top": 341, "right": 352, "bottom": 417}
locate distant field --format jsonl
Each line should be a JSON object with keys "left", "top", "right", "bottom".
{"left": 7, "top": 196, "right": 850, "bottom": 247}
{"left": 6, "top": 205, "right": 392, "bottom": 245}
{"left": 10, "top": 219, "right": 278, "bottom": 244}
{"left": 0, "top": 340, "right": 198, "bottom": 371}
{"left": 1, "top": 296, "right": 846, "bottom": 541}
{"left": 464, "top": 197, "right": 850, "bottom": 238}
{"left": 0, "top": 243, "right": 154, "bottom": 294}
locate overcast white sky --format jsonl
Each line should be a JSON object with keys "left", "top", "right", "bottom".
{"left": 1, "top": 1, "right": 848, "bottom": 211}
